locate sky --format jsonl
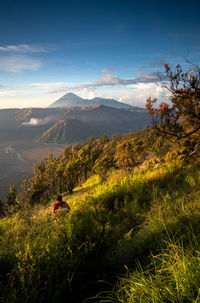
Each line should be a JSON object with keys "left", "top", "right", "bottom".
{"left": 0, "top": 0, "right": 200, "bottom": 109}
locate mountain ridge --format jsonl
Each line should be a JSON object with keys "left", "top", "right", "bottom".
{"left": 0, "top": 105, "right": 149, "bottom": 141}
{"left": 48, "top": 92, "right": 139, "bottom": 109}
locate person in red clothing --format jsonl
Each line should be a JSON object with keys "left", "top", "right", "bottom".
{"left": 53, "top": 195, "right": 70, "bottom": 215}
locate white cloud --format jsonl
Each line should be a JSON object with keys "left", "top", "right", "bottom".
{"left": 0, "top": 55, "right": 42, "bottom": 72}
{"left": 0, "top": 44, "right": 50, "bottom": 53}
{"left": 0, "top": 84, "right": 19, "bottom": 97}
{"left": 0, "top": 90, "right": 16, "bottom": 97}
{"left": 0, "top": 87, "right": 36, "bottom": 97}
{"left": 22, "top": 116, "right": 54, "bottom": 126}
{"left": 0, "top": 80, "right": 170, "bottom": 109}
{"left": 23, "top": 82, "right": 69, "bottom": 89}
{"left": 46, "top": 72, "right": 162, "bottom": 94}
{"left": 0, "top": 44, "right": 55, "bottom": 73}
{"left": 81, "top": 87, "right": 96, "bottom": 99}
{"left": 119, "top": 83, "right": 169, "bottom": 107}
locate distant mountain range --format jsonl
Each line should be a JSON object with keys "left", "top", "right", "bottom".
{"left": 48, "top": 92, "right": 141, "bottom": 109}
{"left": 0, "top": 92, "right": 148, "bottom": 145}
{"left": 0, "top": 96, "right": 149, "bottom": 197}
{"left": 0, "top": 104, "right": 149, "bottom": 144}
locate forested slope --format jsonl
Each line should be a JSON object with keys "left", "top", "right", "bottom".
{"left": 0, "top": 127, "right": 200, "bottom": 302}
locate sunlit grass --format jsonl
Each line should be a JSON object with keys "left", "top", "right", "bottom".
{"left": 0, "top": 153, "right": 200, "bottom": 302}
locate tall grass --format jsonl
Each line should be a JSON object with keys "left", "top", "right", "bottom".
{"left": 97, "top": 237, "right": 200, "bottom": 303}
{"left": 0, "top": 154, "right": 200, "bottom": 302}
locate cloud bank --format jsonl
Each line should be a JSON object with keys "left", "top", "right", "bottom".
{"left": 0, "top": 44, "right": 50, "bottom": 53}
{"left": 0, "top": 44, "right": 55, "bottom": 72}
{"left": 0, "top": 55, "right": 42, "bottom": 72}
{"left": 23, "top": 82, "right": 68, "bottom": 89}
{"left": 46, "top": 72, "right": 161, "bottom": 94}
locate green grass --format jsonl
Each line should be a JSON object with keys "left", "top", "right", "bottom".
{"left": 0, "top": 152, "right": 200, "bottom": 302}
{"left": 96, "top": 237, "right": 200, "bottom": 303}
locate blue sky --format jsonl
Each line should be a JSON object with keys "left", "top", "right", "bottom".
{"left": 0, "top": 0, "right": 199, "bottom": 108}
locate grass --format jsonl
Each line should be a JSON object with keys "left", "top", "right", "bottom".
{"left": 97, "top": 237, "right": 200, "bottom": 303}
{"left": 0, "top": 152, "right": 200, "bottom": 302}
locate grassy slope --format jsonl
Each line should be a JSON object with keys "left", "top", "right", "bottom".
{"left": 0, "top": 150, "right": 200, "bottom": 302}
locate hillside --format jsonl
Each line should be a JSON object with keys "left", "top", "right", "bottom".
{"left": 39, "top": 119, "right": 101, "bottom": 144}
{"left": 1, "top": 128, "right": 200, "bottom": 302}
{"left": 63, "top": 105, "right": 149, "bottom": 133}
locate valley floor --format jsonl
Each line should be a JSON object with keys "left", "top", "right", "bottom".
{"left": 0, "top": 140, "right": 65, "bottom": 200}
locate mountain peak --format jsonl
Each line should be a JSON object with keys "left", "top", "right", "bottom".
{"left": 48, "top": 93, "right": 135, "bottom": 109}
{"left": 48, "top": 92, "right": 86, "bottom": 108}
{"left": 62, "top": 92, "right": 83, "bottom": 100}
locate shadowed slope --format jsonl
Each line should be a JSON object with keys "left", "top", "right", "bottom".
{"left": 39, "top": 119, "right": 101, "bottom": 143}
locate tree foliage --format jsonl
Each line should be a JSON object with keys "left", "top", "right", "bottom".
{"left": 18, "top": 133, "right": 153, "bottom": 206}
{"left": 115, "top": 138, "right": 145, "bottom": 169}
{"left": 146, "top": 63, "right": 200, "bottom": 154}
{"left": 18, "top": 125, "right": 182, "bottom": 207}
{"left": 7, "top": 185, "right": 17, "bottom": 207}
{"left": 0, "top": 199, "right": 5, "bottom": 217}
